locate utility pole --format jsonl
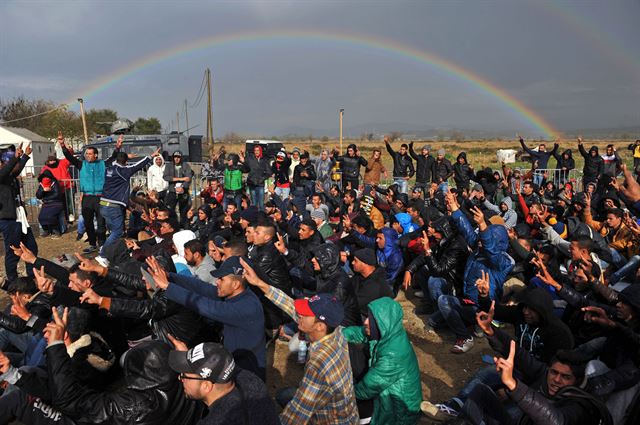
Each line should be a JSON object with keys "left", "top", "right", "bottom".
{"left": 78, "top": 98, "right": 89, "bottom": 147}
{"left": 339, "top": 108, "right": 344, "bottom": 154}
{"left": 176, "top": 111, "right": 180, "bottom": 133}
{"left": 205, "top": 68, "right": 214, "bottom": 153}
{"left": 184, "top": 99, "right": 189, "bottom": 136}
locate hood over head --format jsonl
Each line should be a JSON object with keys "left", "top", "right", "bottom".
{"left": 367, "top": 297, "right": 404, "bottom": 340}
{"left": 172, "top": 230, "right": 196, "bottom": 258}
{"left": 123, "top": 340, "right": 179, "bottom": 390}
{"left": 456, "top": 152, "right": 467, "bottom": 163}
{"left": 486, "top": 224, "right": 509, "bottom": 252}
{"left": 312, "top": 243, "right": 341, "bottom": 278}
{"left": 395, "top": 212, "right": 417, "bottom": 234}
{"left": 431, "top": 215, "right": 455, "bottom": 240}
{"left": 515, "top": 287, "right": 556, "bottom": 325}
{"left": 500, "top": 196, "right": 513, "bottom": 210}
{"left": 589, "top": 146, "right": 599, "bottom": 155}
{"left": 562, "top": 149, "right": 573, "bottom": 158}
{"left": 380, "top": 227, "right": 401, "bottom": 258}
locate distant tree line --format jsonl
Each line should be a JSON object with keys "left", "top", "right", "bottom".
{"left": 0, "top": 96, "right": 162, "bottom": 141}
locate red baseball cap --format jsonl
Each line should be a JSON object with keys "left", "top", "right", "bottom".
{"left": 294, "top": 299, "right": 315, "bottom": 317}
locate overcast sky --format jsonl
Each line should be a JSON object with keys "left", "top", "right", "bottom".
{"left": 1, "top": 0, "right": 638, "bottom": 137}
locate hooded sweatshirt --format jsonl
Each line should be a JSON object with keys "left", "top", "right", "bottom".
{"left": 553, "top": 149, "right": 575, "bottom": 171}
{"left": 342, "top": 297, "right": 422, "bottom": 425}
{"left": 484, "top": 196, "right": 517, "bottom": 229}
{"left": 147, "top": 156, "right": 168, "bottom": 192}
{"left": 578, "top": 145, "right": 604, "bottom": 181}
{"left": 479, "top": 287, "right": 574, "bottom": 362}
{"left": 395, "top": 212, "right": 418, "bottom": 234}
{"left": 453, "top": 152, "right": 474, "bottom": 190}
{"left": 172, "top": 230, "right": 196, "bottom": 275}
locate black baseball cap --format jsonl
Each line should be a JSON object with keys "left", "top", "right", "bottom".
{"left": 168, "top": 342, "right": 236, "bottom": 383}
{"left": 210, "top": 256, "right": 246, "bottom": 278}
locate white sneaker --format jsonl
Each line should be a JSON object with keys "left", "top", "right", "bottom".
{"left": 450, "top": 337, "right": 474, "bottom": 354}
{"left": 68, "top": 214, "right": 75, "bottom": 223}
{"left": 95, "top": 256, "right": 109, "bottom": 268}
{"left": 414, "top": 290, "right": 424, "bottom": 298}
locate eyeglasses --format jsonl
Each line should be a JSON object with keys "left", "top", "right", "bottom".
{"left": 179, "top": 373, "right": 210, "bottom": 381}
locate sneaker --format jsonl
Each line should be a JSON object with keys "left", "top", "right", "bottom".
{"left": 473, "top": 325, "right": 485, "bottom": 338}
{"left": 76, "top": 232, "right": 85, "bottom": 241}
{"left": 95, "top": 256, "right": 109, "bottom": 268}
{"left": 41, "top": 231, "right": 51, "bottom": 237}
{"left": 450, "top": 337, "right": 474, "bottom": 354}
{"left": 414, "top": 304, "right": 435, "bottom": 315}
{"left": 68, "top": 214, "right": 75, "bottom": 223}
{"left": 421, "top": 400, "right": 459, "bottom": 422}
{"left": 83, "top": 246, "right": 97, "bottom": 254}
{"left": 424, "top": 321, "right": 438, "bottom": 335}
{"left": 414, "top": 290, "right": 424, "bottom": 298}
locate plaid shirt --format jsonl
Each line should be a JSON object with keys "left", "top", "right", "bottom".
{"left": 265, "top": 287, "right": 359, "bottom": 425}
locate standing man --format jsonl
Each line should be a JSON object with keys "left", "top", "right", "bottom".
{"left": 100, "top": 147, "right": 160, "bottom": 257}
{"left": 292, "top": 151, "right": 317, "bottom": 198}
{"left": 409, "top": 143, "right": 436, "bottom": 191}
{"left": 60, "top": 134, "right": 121, "bottom": 254}
{"left": 519, "top": 136, "right": 558, "bottom": 186}
{"left": 334, "top": 144, "right": 368, "bottom": 191}
{"left": 164, "top": 151, "right": 193, "bottom": 226}
{"left": 434, "top": 149, "right": 453, "bottom": 191}
{"left": 315, "top": 149, "right": 336, "bottom": 194}
{"left": 240, "top": 258, "right": 360, "bottom": 425}
{"left": 384, "top": 136, "right": 414, "bottom": 194}
{"left": 243, "top": 144, "right": 271, "bottom": 211}
{"left": 363, "top": 149, "right": 387, "bottom": 186}
{"left": 578, "top": 137, "right": 604, "bottom": 187}
{"left": 0, "top": 143, "right": 37, "bottom": 286}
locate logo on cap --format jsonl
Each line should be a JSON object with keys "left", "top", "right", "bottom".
{"left": 188, "top": 343, "right": 205, "bottom": 363}
{"left": 200, "top": 367, "right": 212, "bottom": 379}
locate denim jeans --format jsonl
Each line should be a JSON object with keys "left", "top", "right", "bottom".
{"left": 461, "top": 383, "right": 521, "bottom": 425}
{"left": 435, "top": 295, "right": 476, "bottom": 339}
{"left": 609, "top": 248, "right": 628, "bottom": 269}
{"left": 532, "top": 172, "right": 544, "bottom": 188}
{"left": 0, "top": 328, "right": 32, "bottom": 354}
{"left": 394, "top": 178, "right": 409, "bottom": 194}
{"left": 610, "top": 255, "right": 640, "bottom": 284}
{"left": 418, "top": 275, "right": 451, "bottom": 310}
{"left": 100, "top": 205, "right": 124, "bottom": 255}
{"left": 453, "top": 366, "right": 503, "bottom": 406}
{"left": 276, "top": 386, "right": 298, "bottom": 408}
{"left": 0, "top": 220, "right": 38, "bottom": 282}
{"left": 275, "top": 186, "right": 290, "bottom": 201}
{"left": 249, "top": 185, "right": 265, "bottom": 211}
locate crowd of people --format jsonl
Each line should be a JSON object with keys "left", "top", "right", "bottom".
{"left": 0, "top": 132, "right": 639, "bottom": 425}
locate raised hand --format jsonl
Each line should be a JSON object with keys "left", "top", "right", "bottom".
{"left": 476, "top": 300, "right": 495, "bottom": 336}
{"left": 421, "top": 230, "right": 430, "bottom": 254}
{"left": 445, "top": 189, "right": 459, "bottom": 212}
{"left": 43, "top": 307, "right": 68, "bottom": 345}
{"left": 582, "top": 306, "right": 616, "bottom": 328}
{"left": 577, "top": 137, "right": 583, "bottom": 145}
{"left": 74, "top": 253, "right": 104, "bottom": 274}
{"left": 342, "top": 214, "right": 352, "bottom": 231}
{"left": 115, "top": 135, "right": 123, "bottom": 150}
{"left": 167, "top": 333, "right": 188, "bottom": 351}
{"left": 57, "top": 131, "right": 64, "bottom": 145}
{"left": 584, "top": 192, "right": 591, "bottom": 209}
{"left": 532, "top": 257, "right": 561, "bottom": 290}
{"left": 274, "top": 232, "right": 287, "bottom": 254}
{"left": 79, "top": 288, "right": 102, "bottom": 305}
{"left": 470, "top": 206, "right": 487, "bottom": 230}
{"left": 145, "top": 256, "right": 169, "bottom": 290}
{"left": 24, "top": 143, "right": 32, "bottom": 156}
{"left": 33, "top": 266, "right": 54, "bottom": 295}
{"left": 10, "top": 242, "right": 37, "bottom": 264}
{"left": 10, "top": 293, "right": 31, "bottom": 321}
{"left": 239, "top": 257, "right": 264, "bottom": 289}
{"left": 402, "top": 271, "right": 412, "bottom": 291}
{"left": 494, "top": 340, "right": 517, "bottom": 391}
{"left": 0, "top": 351, "right": 10, "bottom": 374}
{"left": 475, "top": 269, "right": 490, "bottom": 297}
{"left": 151, "top": 147, "right": 161, "bottom": 157}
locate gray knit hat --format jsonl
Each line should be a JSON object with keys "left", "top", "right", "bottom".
{"left": 437, "top": 148, "right": 445, "bottom": 156}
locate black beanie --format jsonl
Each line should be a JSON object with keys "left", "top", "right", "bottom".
{"left": 354, "top": 248, "right": 377, "bottom": 266}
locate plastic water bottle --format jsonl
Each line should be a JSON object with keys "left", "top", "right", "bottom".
{"left": 297, "top": 338, "right": 307, "bottom": 364}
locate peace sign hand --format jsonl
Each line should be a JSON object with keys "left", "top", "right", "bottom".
{"left": 10, "top": 242, "right": 37, "bottom": 264}
{"left": 475, "top": 269, "right": 490, "bottom": 297}
{"left": 74, "top": 253, "right": 104, "bottom": 275}
{"left": 494, "top": 340, "right": 517, "bottom": 391}
{"left": 475, "top": 300, "right": 495, "bottom": 336}
{"left": 44, "top": 307, "right": 68, "bottom": 345}
{"left": 421, "top": 230, "right": 430, "bottom": 254}
{"left": 145, "top": 256, "right": 169, "bottom": 290}
{"left": 10, "top": 293, "right": 31, "bottom": 321}
{"left": 33, "top": 266, "right": 54, "bottom": 295}
{"left": 274, "top": 232, "right": 287, "bottom": 254}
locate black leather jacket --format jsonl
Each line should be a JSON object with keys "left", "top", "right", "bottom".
{"left": 47, "top": 340, "right": 202, "bottom": 425}
{"left": 406, "top": 234, "right": 468, "bottom": 291}
{"left": 409, "top": 143, "right": 437, "bottom": 184}
{"left": 293, "top": 162, "right": 317, "bottom": 188}
{"left": 334, "top": 153, "right": 368, "bottom": 180}
{"left": 249, "top": 241, "right": 293, "bottom": 329}
{"left": 105, "top": 268, "right": 204, "bottom": 346}
{"left": 0, "top": 292, "right": 51, "bottom": 334}
{"left": 312, "top": 243, "right": 361, "bottom": 327}
{"left": 385, "top": 142, "right": 415, "bottom": 178}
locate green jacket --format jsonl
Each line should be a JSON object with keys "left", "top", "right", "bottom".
{"left": 343, "top": 297, "right": 422, "bottom": 425}
{"left": 224, "top": 167, "right": 243, "bottom": 191}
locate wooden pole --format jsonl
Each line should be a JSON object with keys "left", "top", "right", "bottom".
{"left": 206, "top": 68, "right": 214, "bottom": 152}
{"left": 78, "top": 98, "right": 89, "bottom": 146}
{"left": 184, "top": 99, "right": 189, "bottom": 136}
{"left": 339, "top": 108, "right": 344, "bottom": 154}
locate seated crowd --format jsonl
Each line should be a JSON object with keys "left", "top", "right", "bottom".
{"left": 0, "top": 134, "right": 639, "bottom": 424}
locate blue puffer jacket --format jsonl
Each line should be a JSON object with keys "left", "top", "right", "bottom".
{"left": 351, "top": 227, "right": 404, "bottom": 286}
{"left": 451, "top": 209, "right": 514, "bottom": 302}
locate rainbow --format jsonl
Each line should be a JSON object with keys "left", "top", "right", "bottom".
{"left": 68, "top": 30, "right": 559, "bottom": 139}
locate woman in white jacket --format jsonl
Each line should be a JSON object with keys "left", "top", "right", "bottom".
{"left": 147, "top": 155, "right": 168, "bottom": 197}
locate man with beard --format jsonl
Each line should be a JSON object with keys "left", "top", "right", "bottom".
{"left": 184, "top": 239, "right": 217, "bottom": 284}
{"left": 409, "top": 143, "right": 436, "bottom": 191}
{"left": 164, "top": 151, "right": 193, "bottom": 227}
{"left": 168, "top": 341, "right": 278, "bottom": 425}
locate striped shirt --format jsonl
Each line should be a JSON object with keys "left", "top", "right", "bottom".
{"left": 264, "top": 287, "right": 359, "bottom": 425}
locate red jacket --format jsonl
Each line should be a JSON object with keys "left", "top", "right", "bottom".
{"left": 40, "top": 158, "right": 72, "bottom": 189}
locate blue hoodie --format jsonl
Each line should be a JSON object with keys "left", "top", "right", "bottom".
{"left": 351, "top": 227, "right": 404, "bottom": 287}
{"left": 395, "top": 212, "right": 418, "bottom": 234}
{"left": 451, "top": 209, "right": 514, "bottom": 302}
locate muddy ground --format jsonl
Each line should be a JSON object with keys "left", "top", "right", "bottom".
{"left": 1, "top": 232, "right": 494, "bottom": 423}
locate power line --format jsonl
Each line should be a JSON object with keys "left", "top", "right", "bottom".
{"left": 0, "top": 103, "right": 70, "bottom": 124}
{"left": 189, "top": 70, "right": 207, "bottom": 109}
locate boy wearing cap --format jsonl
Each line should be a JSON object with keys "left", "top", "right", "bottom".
{"left": 163, "top": 150, "right": 194, "bottom": 227}
{"left": 169, "top": 342, "right": 278, "bottom": 425}
{"left": 240, "top": 258, "right": 360, "bottom": 425}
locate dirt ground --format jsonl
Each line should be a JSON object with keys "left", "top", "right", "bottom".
{"left": 0, "top": 232, "right": 493, "bottom": 423}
